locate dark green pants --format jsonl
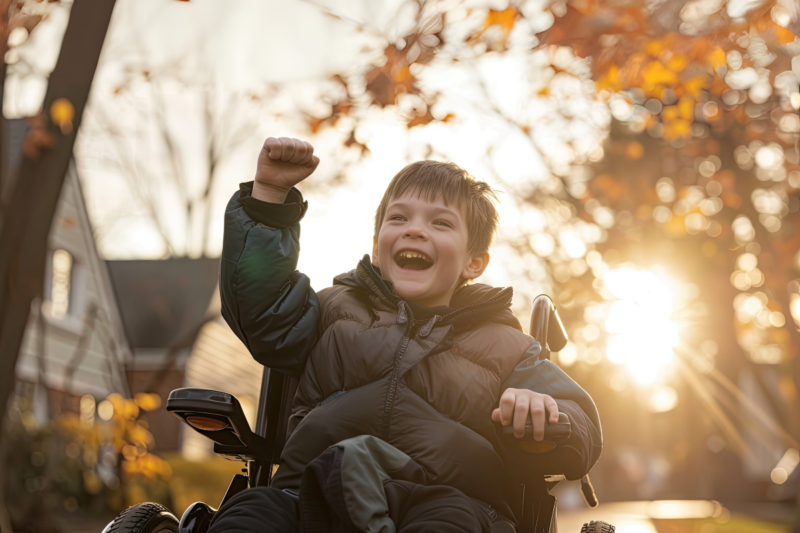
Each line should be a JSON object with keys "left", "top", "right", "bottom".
{"left": 207, "top": 483, "right": 515, "bottom": 533}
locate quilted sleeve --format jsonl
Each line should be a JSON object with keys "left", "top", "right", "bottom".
{"left": 219, "top": 183, "right": 320, "bottom": 378}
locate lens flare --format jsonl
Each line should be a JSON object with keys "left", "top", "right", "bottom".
{"left": 603, "top": 267, "right": 680, "bottom": 385}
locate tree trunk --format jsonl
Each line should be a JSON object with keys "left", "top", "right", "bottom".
{"left": 0, "top": 0, "right": 117, "bottom": 517}
{"left": 0, "top": 0, "right": 12, "bottom": 202}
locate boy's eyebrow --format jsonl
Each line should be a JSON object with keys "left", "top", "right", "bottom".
{"left": 388, "top": 201, "right": 462, "bottom": 219}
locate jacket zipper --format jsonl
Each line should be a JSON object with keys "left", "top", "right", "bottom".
{"left": 380, "top": 332, "right": 412, "bottom": 440}
{"left": 376, "top": 296, "right": 508, "bottom": 440}
{"left": 475, "top": 500, "right": 497, "bottom": 521}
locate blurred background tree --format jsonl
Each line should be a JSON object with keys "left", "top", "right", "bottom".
{"left": 0, "top": 0, "right": 119, "bottom": 530}
{"left": 239, "top": 0, "right": 800, "bottom": 502}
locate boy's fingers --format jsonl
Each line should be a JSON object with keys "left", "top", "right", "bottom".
{"left": 498, "top": 390, "right": 516, "bottom": 426}
{"left": 265, "top": 137, "right": 282, "bottom": 160}
{"left": 298, "top": 141, "right": 315, "bottom": 165}
{"left": 491, "top": 408, "right": 501, "bottom": 423}
{"left": 545, "top": 395, "right": 560, "bottom": 424}
{"left": 278, "top": 137, "right": 296, "bottom": 161}
{"left": 530, "top": 400, "right": 546, "bottom": 441}
{"left": 306, "top": 155, "right": 320, "bottom": 170}
{"left": 291, "top": 139, "right": 308, "bottom": 164}
{"left": 513, "top": 394, "right": 530, "bottom": 438}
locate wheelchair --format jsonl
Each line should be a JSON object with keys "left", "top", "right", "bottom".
{"left": 102, "top": 295, "right": 613, "bottom": 533}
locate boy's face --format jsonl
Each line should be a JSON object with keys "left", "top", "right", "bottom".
{"left": 372, "top": 192, "right": 489, "bottom": 308}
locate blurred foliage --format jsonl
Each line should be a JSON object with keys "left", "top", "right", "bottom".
{"left": 2, "top": 0, "right": 65, "bottom": 72}
{"left": 3, "top": 388, "right": 171, "bottom": 530}
{"left": 272, "top": 0, "right": 800, "bottom": 496}
{"left": 530, "top": 0, "right": 800, "bottom": 456}
{"left": 163, "top": 453, "right": 244, "bottom": 518}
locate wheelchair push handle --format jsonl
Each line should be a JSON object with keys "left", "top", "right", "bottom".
{"left": 530, "top": 295, "right": 568, "bottom": 358}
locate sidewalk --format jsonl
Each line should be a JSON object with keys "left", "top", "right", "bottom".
{"left": 557, "top": 500, "right": 793, "bottom": 533}
{"left": 559, "top": 501, "right": 657, "bottom": 533}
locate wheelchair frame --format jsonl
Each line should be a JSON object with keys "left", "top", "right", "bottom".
{"left": 164, "top": 294, "right": 596, "bottom": 533}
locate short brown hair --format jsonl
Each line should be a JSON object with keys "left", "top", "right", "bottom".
{"left": 374, "top": 161, "right": 499, "bottom": 255}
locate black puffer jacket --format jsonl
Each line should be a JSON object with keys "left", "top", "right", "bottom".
{"left": 220, "top": 183, "right": 602, "bottom": 517}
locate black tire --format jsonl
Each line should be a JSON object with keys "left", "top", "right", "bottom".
{"left": 102, "top": 502, "right": 179, "bottom": 533}
{"left": 581, "top": 520, "right": 615, "bottom": 533}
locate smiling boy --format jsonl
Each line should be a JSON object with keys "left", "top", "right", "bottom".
{"left": 211, "top": 137, "right": 602, "bottom": 532}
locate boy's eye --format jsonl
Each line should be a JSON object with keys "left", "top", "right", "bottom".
{"left": 390, "top": 215, "right": 405, "bottom": 221}
{"left": 434, "top": 220, "right": 452, "bottom": 228}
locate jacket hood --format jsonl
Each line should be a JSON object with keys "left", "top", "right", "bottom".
{"left": 333, "top": 255, "right": 522, "bottom": 332}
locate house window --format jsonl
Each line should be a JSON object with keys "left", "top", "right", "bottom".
{"left": 49, "top": 249, "right": 73, "bottom": 319}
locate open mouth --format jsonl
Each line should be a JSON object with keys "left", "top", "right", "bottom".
{"left": 394, "top": 251, "right": 434, "bottom": 271}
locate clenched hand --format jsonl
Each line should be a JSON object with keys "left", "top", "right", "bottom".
{"left": 252, "top": 137, "right": 320, "bottom": 203}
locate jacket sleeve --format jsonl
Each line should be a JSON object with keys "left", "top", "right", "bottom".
{"left": 219, "top": 182, "right": 320, "bottom": 379}
{"left": 501, "top": 342, "right": 603, "bottom": 480}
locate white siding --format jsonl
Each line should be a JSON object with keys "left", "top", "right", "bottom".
{"left": 15, "top": 165, "right": 130, "bottom": 399}
{"left": 181, "top": 319, "right": 264, "bottom": 458}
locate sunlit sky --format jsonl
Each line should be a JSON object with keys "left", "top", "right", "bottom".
{"left": 7, "top": 0, "right": 563, "bottom": 292}
{"left": 3, "top": 0, "right": 719, "bottom": 390}
{"left": 10, "top": 0, "right": 799, "bottom": 394}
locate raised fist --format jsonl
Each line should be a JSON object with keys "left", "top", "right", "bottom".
{"left": 252, "top": 137, "right": 320, "bottom": 203}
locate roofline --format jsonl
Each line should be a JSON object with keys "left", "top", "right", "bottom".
{"left": 67, "top": 161, "right": 132, "bottom": 397}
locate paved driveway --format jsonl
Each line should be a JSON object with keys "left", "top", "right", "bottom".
{"left": 558, "top": 501, "right": 658, "bottom": 533}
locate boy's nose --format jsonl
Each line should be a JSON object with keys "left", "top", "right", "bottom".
{"left": 403, "top": 226, "right": 428, "bottom": 240}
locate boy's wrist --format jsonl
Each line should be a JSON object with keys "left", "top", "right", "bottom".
{"left": 252, "top": 181, "right": 291, "bottom": 204}
{"left": 238, "top": 182, "right": 308, "bottom": 229}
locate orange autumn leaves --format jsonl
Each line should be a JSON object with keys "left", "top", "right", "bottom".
{"left": 593, "top": 36, "right": 729, "bottom": 141}
{"left": 365, "top": 44, "right": 422, "bottom": 108}
{"left": 595, "top": 36, "right": 726, "bottom": 96}
{"left": 467, "top": 6, "right": 518, "bottom": 48}
{"left": 537, "top": 0, "right": 800, "bottom": 143}
{"left": 302, "top": 1, "right": 800, "bottom": 143}
{"left": 483, "top": 7, "right": 516, "bottom": 37}
{"left": 541, "top": 0, "right": 797, "bottom": 77}
{"left": 303, "top": 10, "right": 445, "bottom": 137}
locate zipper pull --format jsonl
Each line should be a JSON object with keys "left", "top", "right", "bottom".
{"left": 419, "top": 315, "right": 441, "bottom": 337}
{"left": 396, "top": 301, "right": 408, "bottom": 324}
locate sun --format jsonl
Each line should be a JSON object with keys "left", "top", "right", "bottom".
{"left": 603, "top": 266, "right": 681, "bottom": 385}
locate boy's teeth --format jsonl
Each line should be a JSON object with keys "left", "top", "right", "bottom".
{"left": 395, "top": 251, "right": 433, "bottom": 271}
{"left": 400, "top": 251, "right": 431, "bottom": 261}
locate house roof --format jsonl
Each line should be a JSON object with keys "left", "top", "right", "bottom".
{"left": 106, "top": 258, "right": 220, "bottom": 349}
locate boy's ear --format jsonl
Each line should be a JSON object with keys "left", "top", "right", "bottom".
{"left": 372, "top": 236, "right": 380, "bottom": 268}
{"left": 461, "top": 252, "right": 489, "bottom": 281}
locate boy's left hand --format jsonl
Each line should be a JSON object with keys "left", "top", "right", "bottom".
{"left": 491, "top": 388, "right": 559, "bottom": 441}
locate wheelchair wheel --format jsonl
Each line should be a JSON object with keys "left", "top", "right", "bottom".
{"left": 581, "top": 520, "right": 615, "bottom": 533}
{"left": 102, "top": 502, "right": 179, "bottom": 533}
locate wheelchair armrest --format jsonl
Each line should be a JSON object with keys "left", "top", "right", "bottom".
{"left": 493, "top": 411, "right": 576, "bottom": 477}
{"left": 167, "top": 388, "right": 273, "bottom": 462}
{"left": 495, "top": 411, "right": 571, "bottom": 453}
{"left": 495, "top": 413, "right": 572, "bottom": 453}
